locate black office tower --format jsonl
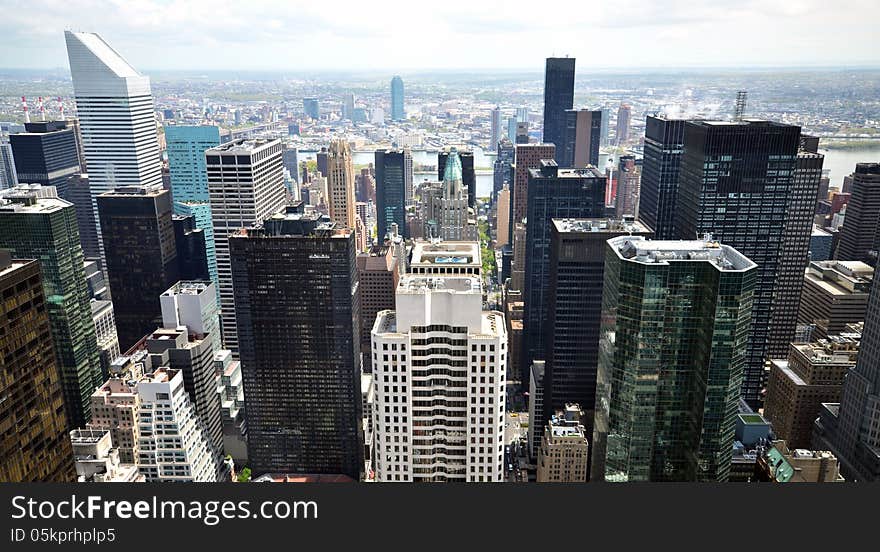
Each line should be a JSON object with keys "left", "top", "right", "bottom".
{"left": 542, "top": 57, "right": 576, "bottom": 165}
{"left": 230, "top": 205, "right": 364, "bottom": 479}
{"left": 521, "top": 161, "right": 606, "bottom": 384}
{"left": 9, "top": 121, "right": 81, "bottom": 196}
{"left": 559, "top": 109, "right": 601, "bottom": 168}
{"left": 676, "top": 120, "right": 813, "bottom": 408}
{"left": 639, "top": 115, "right": 686, "bottom": 239}
{"left": 375, "top": 149, "right": 409, "bottom": 240}
{"left": 173, "top": 214, "right": 210, "bottom": 280}
{"left": 543, "top": 218, "right": 653, "bottom": 443}
{"left": 97, "top": 186, "right": 180, "bottom": 351}
{"left": 835, "top": 163, "right": 880, "bottom": 266}
{"left": 438, "top": 148, "right": 476, "bottom": 208}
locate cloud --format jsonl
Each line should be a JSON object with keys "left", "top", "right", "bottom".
{"left": 0, "top": 0, "right": 876, "bottom": 70}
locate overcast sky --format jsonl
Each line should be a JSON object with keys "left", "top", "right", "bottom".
{"left": 0, "top": 0, "right": 877, "bottom": 72}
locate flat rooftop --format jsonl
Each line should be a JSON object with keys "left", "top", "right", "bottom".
{"left": 410, "top": 240, "right": 480, "bottom": 267}
{"left": 162, "top": 281, "right": 213, "bottom": 297}
{"left": 206, "top": 138, "right": 279, "bottom": 155}
{"left": 610, "top": 236, "right": 756, "bottom": 272}
{"left": 398, "top": 275, "right": 481, "bottom": 294}
{"left": 553, "top": 217, "right": 652, "bottom": 235}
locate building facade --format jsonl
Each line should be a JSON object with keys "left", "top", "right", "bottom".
{"left": 593, "top": 236, "right": 757, "bottom": 482}
{"left": 542, "top": 57, "right": 575, "bottom": 164}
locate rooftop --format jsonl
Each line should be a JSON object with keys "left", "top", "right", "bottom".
{"left": 410, "top": 240, "right": 480, "bottom": 266}
{"left": 805, "top": 260, "right": 874, "bottom": 295}
{"left": 398, "top": 275, "right": 481, "bottom": 294}
{"left": 553, "top": 217, "right": 652, "bottom": 235}
{"left": 206, "top": 138, "right": 279, "bottom": 155}
{"left": 610, "top": 235, "right": 756, "bottom": 272}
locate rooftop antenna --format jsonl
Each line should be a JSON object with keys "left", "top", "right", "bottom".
{"left": 734, "top": 91, "right": 748, "bottom": 121}
{"left": 21, "top": 96, "right": 30, "bottom": 123}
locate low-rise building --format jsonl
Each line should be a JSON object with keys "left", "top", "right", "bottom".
{"left": 537, "top": 404, "right": 589, "bottom": 482}
{"left": 70, "top": 428, "right": 144, "bottom": 483}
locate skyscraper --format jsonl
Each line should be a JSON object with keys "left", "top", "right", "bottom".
{"left": 375, "top": 148, "right": 409, "bottom": 240}
{"left": 438, "top": 148, "right": 476, "bottom": 208}
{"left": 521, "top": 161, "right": 606, "bottom": 383}
{"left": 559, "top": 109, "right": 601, "bottom": 168}
{"left": 357, "top": 245, "right": 400, "bottom": 373}
{"left": 371, "top": 244, "right": 507, "bottom": 482}
{"left": 835, "top": 163, "right": 880, "bottom": 266}
{"left": 391, "top": 76, "right": 404, "bottom": 121}
{"left": 0, "top": 186, "right": 103, "bottom": 427}
{"left": 303, "top": 97, "right": 319, "bottom": 120}
{"left": 493, "top": 137, "right": 515, "bottom": 198}
{"left": 164, "top": 125, "right": 221, "bottom": 291}
{"left": 490, "top": 106, "right": 503, "bottom": 149}
{"left": 496, "top": 185, "right": 511, "bottom": 247}
{"left": 511, "top": 143, "right": 556, "bottom": 228}
{"left": 206, "top": 138, "right": 287, "bottom": 352}
{"left": 593, "top": 236, "right": 757, "bottom": 482}
{"left": 639, "top": 116, "right": 686, "bottom": 239}
{"left": 64, "top": 174, "right": 101, "bottom": 260}
{"left": 96, "top": 186, "right": 179, "bottom": 351}
{"left": 0, "top": 134, "right": 17, "bottom": 189}
{"left": 173, "top": 214, "right": 210, "bottom": 281}
{"left": 426, "top": 149, "right": 478, "bottom": 241}
{"left": 0, "top": 253, "right": 76, "bottom": 482}
{"left": 798, "top": 260, "right": 873, "bottom": 340}
{"left": 64, "top": 31, "right": 163, "bottom": 262}
{"left": 823, "top": 274, "right": 880, "bottom": 480}
{"left": 152, "top": 281, "right": 224, "bottom": 464}
{"left": 327, "top": 139, "right": 357, "bottom": 233}
{"left": 9, "top": 121, "right": 81, "bottom": 196}
{"left": 616, "top": 103, "right": 632, "bottom": 145}
{"left": 230, "top": 206, "right": 363, "bottom": 479}
{"left": 542, "top": 57, "right": 576, "bottom": 164}
{"left": 543, "top": 218, "right": 652, "bottom": 441}
{"left": 676, "top": 120, "right": 814, "bottom": 408}
{"left": 615, "top": 155, "right": 640, "bottom": 217}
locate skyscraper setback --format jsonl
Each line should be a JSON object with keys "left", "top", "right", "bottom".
{"left": 542, "top": 57, "right": 575, "bottom": 165}
{"left": 64, "top": 31, "right": 163, "bottom": 262}
{"left": 230, "top": 205, "right": 363, "bottom": 479}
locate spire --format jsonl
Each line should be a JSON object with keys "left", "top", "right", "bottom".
{"left": 442, "top": 148, "right": 463, "bottom": 199}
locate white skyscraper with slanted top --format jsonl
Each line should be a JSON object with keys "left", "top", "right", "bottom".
{"left": 64, "top": 30, "right": 163, "bottom": 261}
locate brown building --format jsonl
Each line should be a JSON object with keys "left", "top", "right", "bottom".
{"left": 512, "top": 143, "right": 555, "bottom": 227}
{"left": 764, "top": 329, "right": 861, "bottom": 449}
{"left": 798, "top": 260, "right": 873, "bottom": 340}
{"left": 757, "top": 440, "right": 843, "bottom": 483}
{"left": 357, "top": 245, "right": 400, "bottom": 372}
{"left": 0, "top": 254, "right": 76, "bottom": 482}
{"left": 505, "top": 292, "right": 524, "bottom": 387}
{"left": 537, "top": 403, "right": 589, "bottom": 482}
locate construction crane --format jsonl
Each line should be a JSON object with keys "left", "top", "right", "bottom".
{"left": 734, "top": 91, "right": 748, "bottom": 121}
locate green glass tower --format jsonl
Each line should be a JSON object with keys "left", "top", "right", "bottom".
{"left": 593, "top": 236, "right": 756, "bottom": 482}
{"left": 0, "top": 186, "right": 103, "bottom": 427}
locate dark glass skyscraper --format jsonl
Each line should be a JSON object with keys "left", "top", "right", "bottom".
{"left": 391, "top": 76, "right": 404, "bottom": 121}
{"left": 230, "top": 205, "right": 363, "bottom": 479}
{"left": 493, "top": 137, "right": 515, "bottom": 199}
{"left": 542, "top": 57, "right": 575, "bottom": 165}
{"left": 438, "top": 148, "right": 476, "bottom": 208}
{"left": 97, "top": 186, "right": 180, "bottom": 351}
{"left": 639, "top": 115, "right": 686, "bottom": 240}
{"left": 375, "top": 149, "right": 409, "bottom": 240}
{"left": 0, "top": 186, "right": 102, "bottom": 428}
{"left": 593, "top": 236, "right": 756, "bottom": 482}
{"left": 0, "top": 253, "right": 76, "bottom": 482}
{"left": 173, "top": 214, "right": 210, "bottom": 281}
{"left": 559, "top": 109, "right": 601, "bottom": 168}
{"left": 676, "top": 120, "right": 809, "bottom": 408}
{"left": 9, "top": 121, "right": 81, "bottom": 196}
{"left": 521, "top": 161, "right": 606, "bottom": 383}
{"left": 835, "top": 163, "right": 880, "bottom": 266}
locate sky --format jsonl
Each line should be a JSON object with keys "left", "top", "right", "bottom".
{"left": 0, "top": 0, "right": 878, "bottom": 72}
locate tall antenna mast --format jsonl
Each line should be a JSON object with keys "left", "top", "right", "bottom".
{"left": 734, "top": 91, "right": 748, "bottom": 121}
